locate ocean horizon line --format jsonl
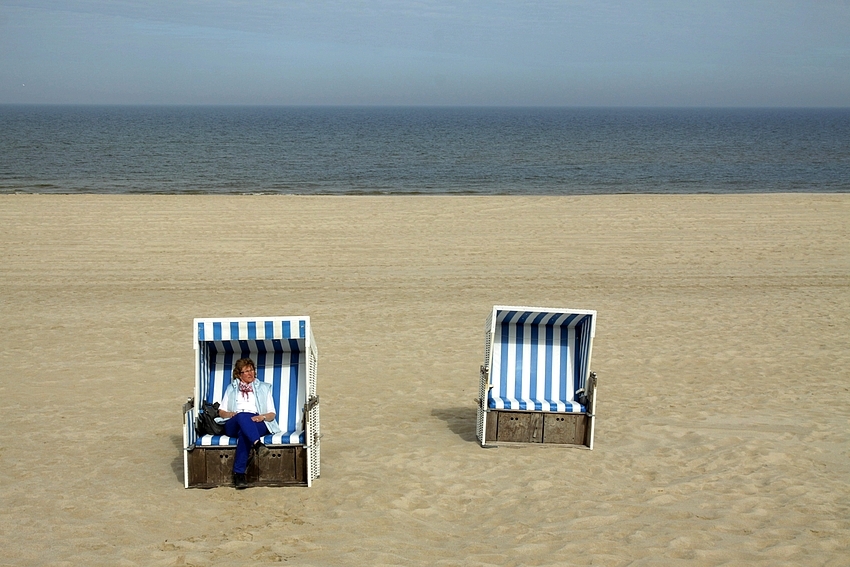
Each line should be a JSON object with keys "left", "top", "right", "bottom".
{"left": 3, "top": 103, "right": 849, "bottom": 110}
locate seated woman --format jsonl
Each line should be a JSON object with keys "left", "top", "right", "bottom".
{"left": 217, "top": 357, "right": 281, "bottom": 489}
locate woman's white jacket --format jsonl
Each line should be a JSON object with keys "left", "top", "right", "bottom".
{"left": 217, "top": 380, "right": 282, "bottom": 435}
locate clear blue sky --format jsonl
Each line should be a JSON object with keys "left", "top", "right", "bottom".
{"left": 2, "top": 0, "right": 848, "bottom": 106}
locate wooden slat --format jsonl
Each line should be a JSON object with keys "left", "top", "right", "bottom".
{"left": 187, "top": 448, "right": 206, "bottom": 487}
{"left": 295, "top": 446, "right": 306, "bottom": 483}
{"left": 576, "top": 414, "right": 588, "bottom": 447}
{"left": 485, "top": 411, "right": 499, "bottom": 442}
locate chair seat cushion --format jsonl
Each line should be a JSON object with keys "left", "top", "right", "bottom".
{"left": 196, "top": 431, "right": 305, "bottom": 446}
{"left": 488, "top": 394, "right": 585, "bottom": 413}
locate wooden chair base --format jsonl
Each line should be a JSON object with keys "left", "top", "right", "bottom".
{"left": 484, "top": 410, "right": 590, "bottom": 447}
{"left": 186, "top": 446, "right": 309, "bottom": 488}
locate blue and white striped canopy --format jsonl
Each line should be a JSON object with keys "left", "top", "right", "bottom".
{"left": 196, "top": 318, "right": 307, "bottom": 342}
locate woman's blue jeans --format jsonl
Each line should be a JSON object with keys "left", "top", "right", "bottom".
{"left": 224, "top": 412, "right": 269, "bottom": 474}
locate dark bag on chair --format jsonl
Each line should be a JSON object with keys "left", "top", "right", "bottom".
{"left": 196, "top": 401, "right": 226, "bottom": 436}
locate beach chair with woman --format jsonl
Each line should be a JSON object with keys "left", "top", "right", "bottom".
{"left": 182, "top": 316, "right": 320, "bottom": 488}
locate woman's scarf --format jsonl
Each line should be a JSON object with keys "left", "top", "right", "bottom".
{"left": 238, "top": 379, "right": 254, "bottom": 399}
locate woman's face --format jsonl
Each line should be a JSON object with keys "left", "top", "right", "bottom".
{"left": 237, "top": 366, "right": 256, "bottom": 384}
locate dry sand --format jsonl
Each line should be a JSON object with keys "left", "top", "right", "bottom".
{"left": 1, "top": 194, "right": 848, "bottom": 566}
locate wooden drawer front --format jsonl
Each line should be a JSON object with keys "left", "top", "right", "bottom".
{"left": 204, "top": 449, "right": 234, "bottom": 485}
{"left": 497, "top": 412, "right": 543, "bottom": 443}
{"left": 542, "top": 414, "right": 587, "bottom": 445}
{"left": 259, "top": 447, "right": 297, "bottom": 482}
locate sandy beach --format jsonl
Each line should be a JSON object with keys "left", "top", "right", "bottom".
{"left": 1, "top": 193, "right": 848, "bottom": 566}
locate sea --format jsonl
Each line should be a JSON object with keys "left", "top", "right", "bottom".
{"left": 1, "top": 105, "right": 848, "bottom": 195}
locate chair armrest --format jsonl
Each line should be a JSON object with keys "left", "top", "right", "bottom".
{"left": 587, "top": 372, "right": 597, "bottom": 416}
{"left": 304, "top": 395, "right": 319, "bottom": 413}
{"left": 303, "top": 395, "right": 320, "bottom": 447}
{"left": 182, "top": 397, "right": 197, "bottom": 450}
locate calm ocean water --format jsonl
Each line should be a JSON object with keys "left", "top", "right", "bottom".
{"left": 1, "top": 106, "right": 848, "bottom": 195}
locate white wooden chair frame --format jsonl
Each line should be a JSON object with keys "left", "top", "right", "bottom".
{"left": 476, "top": 306, "right": 598, "bottom": 449}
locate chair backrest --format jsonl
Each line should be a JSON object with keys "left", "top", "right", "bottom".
{"left": 485, "top": 306, "right": 596, "bottom": 412}
{"left": 194, "top": 317, "right": 317, "bottom": 444}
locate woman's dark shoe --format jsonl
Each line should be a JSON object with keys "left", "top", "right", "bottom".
{"left": 253, "top": 441, "right": 270, "bottom": 459}
{"left": 233, "top": 472, "right": 248, "bottom": 489}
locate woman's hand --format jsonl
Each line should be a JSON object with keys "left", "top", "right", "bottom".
{"left": 251, "top": 413, "right": 269, "bottom": 422}
{"left": 219, "top": 409, "right": 236, "bottom": 419}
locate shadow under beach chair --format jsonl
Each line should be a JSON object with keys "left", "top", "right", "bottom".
{"left": 182, "top": 316, "right": 320, "bottom": 487}
{"left": 476, "top": 305, "right": 598, "bottom": 449}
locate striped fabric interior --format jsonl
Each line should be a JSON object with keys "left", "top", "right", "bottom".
{"left": 488, "top": 309, "right": 593, "bottom": 412}
{"left": 195, "top": 319, "right": 308, "bottom": 446}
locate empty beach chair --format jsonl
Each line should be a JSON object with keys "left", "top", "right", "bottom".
{"left": 476, "top": 306, "right": 598, "bottom": 448}
{"left": 182, "top": 316, "right": 320, "bottom": 487}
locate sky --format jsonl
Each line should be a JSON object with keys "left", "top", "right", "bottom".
{"left": 1, "top": 0, "right": 849, "bottom": 106}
